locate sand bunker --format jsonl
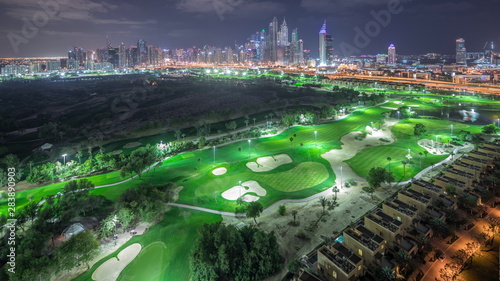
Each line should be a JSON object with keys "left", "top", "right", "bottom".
{"left": 246, "top": 154, "right": 292, "bottom": 172}
{"left": 123, "top": 142, "right": 142, "bottom": 149}
{"left": 110, "top": 150, "right": 122, "bottom": 155}
{"left": 92, "top": 243, "right": 142, "bottom": 281}
{"left": 221, "top": 180, "right": 267, "bottom": 201}
{"left": 212, "top": 167, "right": 227, "bottom": 175}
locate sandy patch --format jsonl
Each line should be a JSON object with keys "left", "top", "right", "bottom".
{"left": 321, "top": 119, "right": 397, "bottom": 187}
{"left": 212, "top": 167, "right": 227, "bottom": 175}
{"left": 417, "top": 139, "right": 453, "bottom": 155}
{"left": 221, "top": 180, "right": 267, "bottom": 201}
{"left": 92, "top": 243, "right": 142, "bottom": 281}
{"left": 246, "top": 154, "right": 292, "bottom": 172}
{"left": 123, "top": 142, "right": 142, "bottom": 149}
{"left": 381, "top": 106, "right": 398, "bottom": 110}
{"left": 110, "top": 150, "right": 123, "bottom": 155}
{"left": 241, "top": 194, "right": 260, "bottom": 202}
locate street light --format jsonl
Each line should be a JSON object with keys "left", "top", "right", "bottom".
{"left": 314, "top": 131, "right": 317, "bottom": 145}
{"left": 450, "top": 125, "right": 453, "bottom": 136}
{"left": 397, "top": 111, "right": 400, "bottom": 121}
{"left": 213, "top": 146, "right": 216, "bottom": 164}
{"left": 62, "top": 154, "right": 67, "bottom": 165}
{"left": 247, "top": 140, "right": 251, "bottom": 157}
{"left": 340, "top": 166, "right": 343, "bottom": 189}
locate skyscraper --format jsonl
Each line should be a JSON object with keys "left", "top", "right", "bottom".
{"left": 279, "top": 18, "right": 289, "bottom": 46}
{"left": 266, "top": 17, "right": 278, "bottom": 63}
{"left": 319, "top": 21, "right": 327, "bottom": 66}
{"left": 456, "top": 38, "right": 467, "bottom": 65}
{"left": 137, "top": 39, "right": 147, "bottom": 65}
{"left": 388, "top": 44, "right": 396, "bottom": 64}
{"left": 325, "top": 34, "right": 334, "bottom": 64}
{"left": 119, "top": 43, "right": 127, "bottom": 68}
{"left": 484, "top": 41, "right": 495, "bottom": 64}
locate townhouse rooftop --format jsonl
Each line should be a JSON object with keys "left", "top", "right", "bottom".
{"left": 319, "top": 243, "right": 361, "bottom": 275}
{"left": 366, "top": 209, "right": 403, "bottom": 233}
{"left": 344, "top": 223, "right": 385, "bottom": 252}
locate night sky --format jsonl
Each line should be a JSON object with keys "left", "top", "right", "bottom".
{"left": 1, "top": 0, "right": 499, "bottom": 58}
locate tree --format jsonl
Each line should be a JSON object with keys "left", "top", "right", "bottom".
{"left": 198, "top": 136, "right": 206, "bottom": 149}
{"left": 56, "top": 230, "right": 99, "bottom": 271}
{"left": 246, "top": 201, "right": 264, "bottom": 225}
{"left": 76, "top": 151, "right": 83, "bottom": 164}
{"left": 414, "top": 123, "right": 427, "bottom": 136}
{"left": 291, "top": 210, "right": 298, "bottom": 225}
{"left": 319, "top": 196, "right": 328, "bottom": 214}
{"left": 278, "top": 205, "right": 286, "bottom": 216}
{"left": 482, "top": 124, "right": 498, "bottom": 134}
{"left": 289, "top": 136, "right": 294, "bottom": 149}
{"left": 174, "top": 130, "right": 182, "bottom": 141}
{"left": 332, "top": 186, "right": 339, "bottom": 202}
{"left": 225, "top": 121, "right": 237, "bottom": 132}
{"left": 401, "top": 160, "right": 409, "bottom": 176}
{"left": 287, "top": 259, "right": 302, "bottom": 274}
{"left": 366, "top": 167, "right": 394, "bottom": 198}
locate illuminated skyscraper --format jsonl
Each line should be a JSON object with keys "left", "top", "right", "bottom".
{"left": 279, "top": 18, "right": 289, "bottom": 46}
{"left": 119, "top": 43, "right": 127, "bottom": 68}
{"left": 319, "top": 21, "right": 327, "bottom": 66}
{"left": 388, "top": 44, "right": 396, "bottom": 64}
{"left": 456, "top": 38, "right": 467, "bottom": 65}
{"left": 484, "top": 41, "right": 495, "bottom": 63}
{"left": 266, "top": 17, "right": 278, "bottom": 62}
{"left": 137, "top": 39, "right": 147, "bottom": 65}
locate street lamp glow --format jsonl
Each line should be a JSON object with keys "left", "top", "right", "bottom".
{"left": 397, "top": 111, "right": 400, "bottom": 121}
{"left": 62, "top": 154, "right": 67, "bottom": 165}
{"left": 314, "top": 131, "right": 317, "bottom": 144}
{"left": 247, "top": 139, "right": 251, "bottom": 157}
{"left": 213, "top": 146, "right": 216, "bottom": 164}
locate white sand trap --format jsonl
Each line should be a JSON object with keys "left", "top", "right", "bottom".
{"left": 246, "top": 154, "right": 292, "bottom": 172}
{"left": 241, "top": 194, "right": 260, "bottom": 202}
{"left": 221, "top": 180, "right": 267, "bottom": 201}
{"left": 123, "top": 142, "right": 141, "bottom": 149}
{"left": 92, "top": 243, "right": 142, "bottom": 281}
{"left": 212, "top": 167, "right": 227, "bottom": 175}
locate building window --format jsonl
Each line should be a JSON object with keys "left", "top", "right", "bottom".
{"left": 332, "top": 270, "right": 337, "bottom": 278}
{"left": 358, "top": 265, "right": 362, "bottom": 271}
{"left": 358, "top": 249, "right": 363, "bottom": 256}
{"left": 397, "top": 216, "right": 401, "bottom": 221}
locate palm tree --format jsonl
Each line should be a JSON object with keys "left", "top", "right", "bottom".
{"left": 332, "top": 186, "right": 339, "bottom": 202}
{"left": 387, "top": 156, "right": 392, "bottom": 172}
{"left": 289, "top": 137, "right": 294, "bottom": 150}
{"left": 423, "top": 150, "right": 428, "bottom": 165}
{"left": 253, "top": 117, "right": 256, "bottom": 125}
{"left": 418, "top": 152, "right": 423, "bottom": 168}
{"left": 76, "top": 151, "right": 83, "bottom": 164}
{"left": 319, "top": 196, "right": 327, "bottom": 214}
{"left": 402, "top": 160, "right": 408, "bottom": 176}
{"left": 291, "top": 210, "right": 298, "bottom": 225}
{"left": 395, "top": 249, "right": 411, "bottom": 275}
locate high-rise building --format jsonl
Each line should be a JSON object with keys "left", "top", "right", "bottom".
{"left": 484, "top": 41, "right": 495, "bottom": 64}
{"left": 137, "top": 39, "right": 147, "bottom": 65}
{"left": 325, "top": 34, "right": 334, "bottom": 64}
{"left": 319, "top": 21, "right": 327, "bottom": 66}
{"left": 388, "top": 44, "right": 396, "bottom": 64}
{"left": 266, "top": 17, "right": 279, "bottom": 63}
{"left": 278, "top": 18, "right": 289, "bottom": 46}
{"left": 119, "top": 43, "right": 127, "bottom": 68}
{"left": 456, "top": 38, "right": 467, "bottom": 65}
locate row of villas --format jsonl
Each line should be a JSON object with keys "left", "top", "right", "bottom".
{"left": 294, "top": 142, "right": 500, "bottom": 281}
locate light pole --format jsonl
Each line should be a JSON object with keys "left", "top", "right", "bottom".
{"left": 247, "top": 140, "right": 251, "bottom": 157}
{"left": 62, "top": 154, "right": 67, "bottom": 165}
{"left": 450, "top": 125, "right": 453, "bottom": 136}
{"left": 340, "top": 166, "right": 343, "bottom": 189}
{"left": 397, "top": 111, "right": 400, "bottom": 121}
{"left": 314, "top": 131, "right": 317, "bottom": 146}
{"left": 213, "top": 146, "right": 215, "bottom": 164}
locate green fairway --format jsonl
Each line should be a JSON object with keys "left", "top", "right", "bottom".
{"left": 345, "top": 118, "right": 483, "bottom": 181}
{"left": 118, "top": 242, "right": 167, "bottom": 281}
{"left": 74, "top": 207, "right": 222, "bottom": 281}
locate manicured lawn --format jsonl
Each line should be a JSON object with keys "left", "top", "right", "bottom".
{"left": 73, "top": 207, "right": 222, "bottom": 281}
{"left": 345, "top": 118, "right": 483, "bottom": 181}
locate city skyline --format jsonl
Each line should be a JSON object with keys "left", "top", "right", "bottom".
{"left": 1, "top": 0, "right": 499, "bottom": 58}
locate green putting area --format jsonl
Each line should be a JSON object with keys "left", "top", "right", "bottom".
{"left": 74, "top": 207, "right": 222, "bottom": 281}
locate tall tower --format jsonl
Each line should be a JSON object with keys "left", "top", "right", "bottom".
{"left": 319, "top": 21, "right": 327, "bottom": 66}
{"left": 119, "top": 43, "right": 126, "bottom": 68}
{"left": 484, "top": 41, "right": 495, "bottom": 63}
{"left": 456, "top": 38, "right": 467, "bottom": 65}
{"left": 137, "top": 39, "right": 147, "bottom": 65}
{"left": 279, "top": 17, "right": 289, "bottom": 46}
{"left": 388, "top": 44, "right": 396, "bottom": 64}
{"left": 269, "top": 17, "right": 279, "bottom": 62}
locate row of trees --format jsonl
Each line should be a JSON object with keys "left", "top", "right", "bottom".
{"left": 190, "top": 222, "right": 282, "bottom": 281}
